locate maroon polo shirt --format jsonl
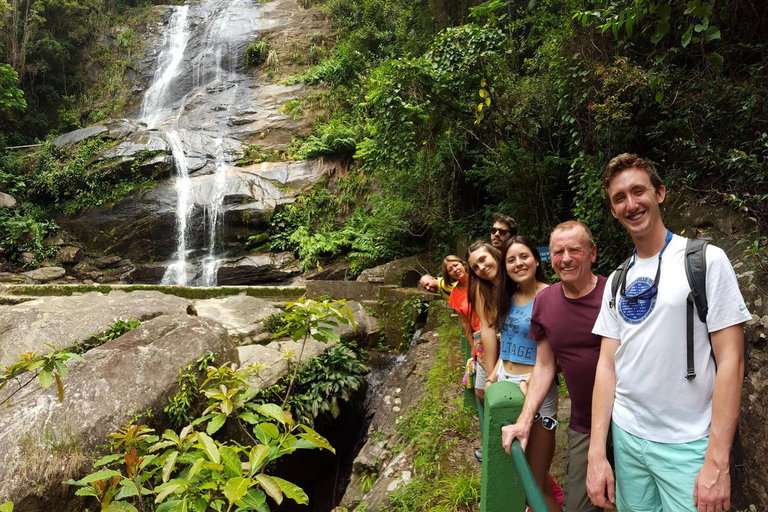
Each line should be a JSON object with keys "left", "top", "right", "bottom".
{"left": 529, "top": 276, "right": 606, "bottom": 434}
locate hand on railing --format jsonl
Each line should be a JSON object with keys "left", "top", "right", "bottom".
{"left": 502, "top": 420, "right": 551, "bottom": 512}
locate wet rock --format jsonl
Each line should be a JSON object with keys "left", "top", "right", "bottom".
{"left": 0, "top": 314, "right": 236, "bottom": 512}
{"left": 216, "top": 252, "right": 301, "bottom": 285}
{"left": 21, "top": 266, "right": 66, "bottom": 283}
{"left": 340, "top": 333, "right": 440, "bottom": 511}
{"left": 0, "top": 272, "right": 23, "bottom": 283}
{"left": 56, "top": 246, "right": 85, "bottom": 265}
{"left": 239, "top": 337, "right": 337, "bottom": 391}
{"left": 320, "top": 300, "right": 379, "bottom": 344}
{"left": 124, "top": 263, "right": 169, "bottom": 283}
{"left": 0, "top": 192, "right": 17, "bottom": 209}
{"left": 0, "top": 290, "right": 191, "bottom": 367}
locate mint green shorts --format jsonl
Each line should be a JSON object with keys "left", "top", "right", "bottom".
{"left": 612, "top": 421, "right": 708, "bottom": 512}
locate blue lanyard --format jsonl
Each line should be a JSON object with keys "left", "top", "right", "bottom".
{"left": 627, "top": 230, "right": 673, "bottom": 271}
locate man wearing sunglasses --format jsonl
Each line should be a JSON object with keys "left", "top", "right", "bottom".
{"left": 490, "top": 212, "right": 517, "bottom": 249}
{"left": 588, "top": 154, "right": 751, "bottom": 512}
{"left": 502, "top": 220, "right": 606, "bottom": 512}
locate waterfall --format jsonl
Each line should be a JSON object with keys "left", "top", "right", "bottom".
{"left": 141, "top": 6, "right": 191, "bottom": 129}
{"left": 198, "top": 137, "right": 228, "bottom": 286}
{"left": 137, "top": 0, "right": 258, "bottom": 286}
{"left": 161, "top": 131, "right": 193, "bottom": 286}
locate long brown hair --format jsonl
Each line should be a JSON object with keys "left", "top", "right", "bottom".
{"left": 466, "top": 241, "right": 511, "bottom": 330}
{"left": 502, "top": 236, "right": 550, "bottom": 296}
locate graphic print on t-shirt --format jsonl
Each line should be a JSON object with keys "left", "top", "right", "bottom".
{"left": 500, "top": 304, "right": 534, "bottom": 362}
{"left": 618, "top": 276, "right": 657, "bottom": 325}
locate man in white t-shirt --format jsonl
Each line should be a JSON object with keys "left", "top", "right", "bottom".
{"left": 586, "top": 153, "right": 751, "bottom": 512}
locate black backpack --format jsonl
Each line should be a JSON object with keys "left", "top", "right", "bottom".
{"left": 609, "top": 237, "right": 752, "bottom": 483}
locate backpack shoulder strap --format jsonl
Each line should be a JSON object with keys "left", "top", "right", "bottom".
{"left": 609, "top": 256, "right": 633, "bottom": 309}
{"left": 685, "top": 237, "right": 710, "bottom": 322}
{"left": 683, "top": 237, "right": 711, "bottom": 381}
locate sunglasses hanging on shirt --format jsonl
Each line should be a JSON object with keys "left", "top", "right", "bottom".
{"left": 620, "top": 230, "right": 673, "bottom": 303}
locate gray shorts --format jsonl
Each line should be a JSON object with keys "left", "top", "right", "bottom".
{"left": 474, "top": 362, "right": 487, "bottom": 390}
{"left": 495, "top": 366, "right": 559, "bottom": 418}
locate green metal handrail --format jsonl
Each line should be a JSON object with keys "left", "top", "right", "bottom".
{"left": 509, "top": 438, "right": 551, "bottom": 512}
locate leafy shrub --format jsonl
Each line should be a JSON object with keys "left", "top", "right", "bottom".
{"left": 295, "top": 117, "right": 359, "bottom": 159}
{"left": 245, "top": 40, "right": 269, "bottom": 67}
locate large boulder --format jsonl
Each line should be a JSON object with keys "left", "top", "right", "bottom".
{"left": 216, "top": 252, "right": 302, "bottom": 285}
{"left": 0, "top": 314, "right": 237, "bottom": 512}
{"left": 238, "top": 337, "right": 336, "bottom": 390}
{"left": 21, "top": 266, "right": 66, "bottom": 283}
{"left": 0, "top": 290, "right": 191, "bottom": 367}
{"left": 0, "top": 192, "right": 18, "bottom": 209}
{"left": 194, "top": 295, "right": 281, "bottom": 345}
{"left": 56, "top": 246, "right": 85, "bottom": 265}
{"left": 356, "top": 256, "right": 426, "bottom": 287}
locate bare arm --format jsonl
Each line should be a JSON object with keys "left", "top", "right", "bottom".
{"left": 693, "top": 324, "right": 744, "bottom": 512}
{"left": 587, "top": 336, "right": 619, "bottom": 510}
{"left": 456, "top": 311, "right": 474, "bottom": 347}
{"left": 501, "top": 336, "right": 557, "bottom": 453}
{"left": 474, "top": 291, "right": 499, "bottom": 377}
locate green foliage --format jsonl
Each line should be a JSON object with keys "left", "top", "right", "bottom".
{"left": 0, "top": 64, "right": 26, "bottom": 114}
{"left": 66, "top": 359, "right": 335, "bottom": 511}
{"left": 0, "top": 345, "right": 85, "bottom": 407}
{"left": 385, "top": 313, "right": 479, "bottom": 511}
{"left": 164, "top": 351, "right": 217, "bottom": 428}
{"left": 263, "top": 312, "right": 289, "bottom": 335}
{"left": 245, "top": 40, "right": 270, "bottom": 67}
{"left": 0, "top": 501, "right": 13, "bottom": 512}
{"left": 294, "top": 117, "right": 359, "bottom": 159}
{"left": 0, "top": 203, "right": 59, "bottom": 265}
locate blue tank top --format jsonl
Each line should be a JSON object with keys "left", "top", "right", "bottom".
{"left": 499, "top": 299, "right": 536, "bottom": 365}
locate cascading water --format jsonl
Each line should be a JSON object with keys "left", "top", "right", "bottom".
{"left": 160, "top": 131, "right": 193, "bottom": 286}
{"left": 141, "top": 6, "right": 191, "bottom": 130}
{"left": 137, "top": 0, "right": 258, "bottom": 286}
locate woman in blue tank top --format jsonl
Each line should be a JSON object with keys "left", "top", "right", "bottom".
{"left": 487, "top": 236, "right": 562, "bottom": 512}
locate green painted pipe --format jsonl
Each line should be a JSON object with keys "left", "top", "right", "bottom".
{"left": 509, "top": 438, "right": 551, "bottom": 512}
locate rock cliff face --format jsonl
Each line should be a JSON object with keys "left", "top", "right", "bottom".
{"left": 47, "top": 0, "right": 334, "bottom": 283}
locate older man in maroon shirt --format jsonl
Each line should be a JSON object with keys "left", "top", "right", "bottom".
{"left": 501, "top": 220, "right": 605, "bottom": 512}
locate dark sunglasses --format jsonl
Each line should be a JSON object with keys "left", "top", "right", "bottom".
{"left": 620, "top": 230, "right": 672, "bottom": 303}
{"left": 491, "top": 227, "right": 509, "bottom": 235}
{"left": 533, "top": 412, "right": 558, "bottom": 431}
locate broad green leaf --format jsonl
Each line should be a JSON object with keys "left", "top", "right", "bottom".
{"left": 38, "top": 369, "right": 53, "bottom": 389}
{"left": 709, "top": 52, "right": 724, "bottom": 70}
{"left": 154, "top": 483, "right": 183, "bottom": 504}
{"left": 248, "top": 445, "right": 270, "bottom": 475}
{"left": 162, "top": 430, "right": 181, "bottom": 443}
{"left": 239, "top": 488, "right": 267, "bottom": 509}
{"left": 317, "top": 327, "right": 340, "bottom": 343}
{"left": 252, "top": 426, "right": 270, "bottom": 444}
{"left": 54, "top": 360, "right": 68, "bottom": 380}
{"left": 300, "top": 425, "right": 336, "bottom": 453}
{"left": 0, "top": 502, "right": 12, "bottom": 512}
{"left": 74, "top": 487, "right": 100, "bottom": 497}
{"left": 196, "top": 432, "right": 220, "bottom": 464}
{"left": 681, "top": 25, "right": 692, "bottom": 48}
{"left": 93, "top": 453, "right": 124, "bottom": 466}
{"left": 156, "top": 499, "right": 184, "bottom": 512}
{"left": 207, "top": 413, "right": 227, "bottom": 435}
{"left": 192, "top": 498, "right": 208, "bottom": 512}
{"left": 162, "top": 451, "right": 178, "bottom": 482}
{"left": 256, "top": 422, "right": 279, "bottom": 439}
{"left": 255, "top": 474, "right": 282, "bottom": 505}
{"left": 187, "top": 458, "right": 205, "bottom": 480}
{"left": 291, "top": 326, "right": 306, "bottom": 342}
{"left": 655, "top": 91, "right": 663, "bottom": 103}
{"left": 220, "top": 446, "right": 242, "bottom": 478}
{"left": 238, "top": 411, "right": 259, "bottom": 424}
{"left": 104, "top": 502, "right": 138, "bottom": 512}
{"left": 78, "top": 469, "right": 123, "bottom": 484}
{"left": 257, "top": 404, "right": 287, "bottom": 425}
{"left": 271, "top": 477, "right": 308, "bottom": 505}
{"left": 63, "top": 352, "right": 85, "bottom": 362}
{"left": 223, "top": 477, "right": 250, "bottom": 503}
{"left": 115, "top": 479, "right": 140, "bottom": 500}
{"left": 705, "top": 26, "right": 721, "bottom": 42}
